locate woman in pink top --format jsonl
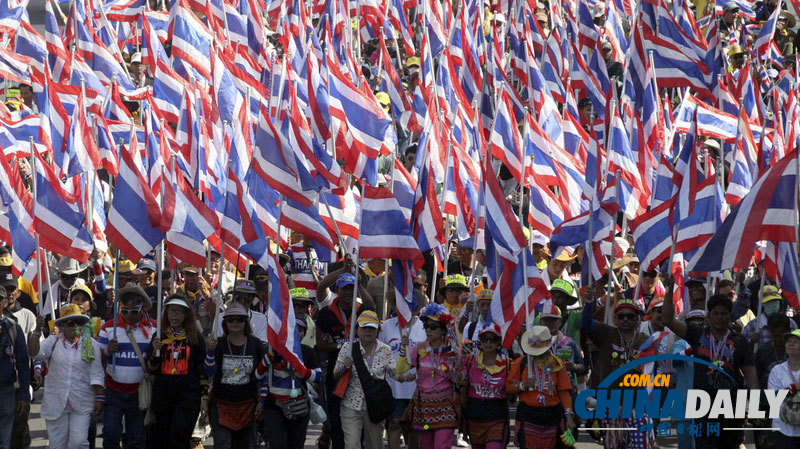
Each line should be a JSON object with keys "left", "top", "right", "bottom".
{"left": 397, "top": 303, "right": 461, "bottom": 449}
{"left": 459, "top": 323, "right": 509, "bottom": 449}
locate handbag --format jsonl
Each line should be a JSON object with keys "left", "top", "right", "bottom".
{"left": 782, "top": 366, "right": 800, "bottom": 426}
{"left": 276, "top": 371, "right": 310, "bottom": 420}
{"left": 125, "top": 329, "right": 153, "bottom": 412}
{"left": 352, "top": 341, "right": 394, "bottom": 423}
{"left": 216, "top": 398, "right": 256, "bottom": 431}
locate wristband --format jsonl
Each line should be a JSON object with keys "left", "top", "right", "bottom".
{"left": 564, "top": 408, "right": 575, "bottom": 416}
{"left": 96, "top": 394, "right": 106, "bottom": 403}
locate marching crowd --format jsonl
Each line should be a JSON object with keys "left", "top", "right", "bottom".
{"left": 1, "top": 0, "right": 800, "bottom": 446}
{"left": 0, "top": 237, "right": 798, "bottom": 449}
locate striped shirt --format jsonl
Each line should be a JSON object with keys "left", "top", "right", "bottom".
{"left": 288, "top": 243, "right": 326, "bottom": 301}
{"left": 97, "top": 317, "right": 156, "bottom": 394}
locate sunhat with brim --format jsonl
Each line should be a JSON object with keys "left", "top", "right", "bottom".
{"left": 233, "top": 279, "right": 258, "bottom": 296}
{"left": 613, "top": 299, "right": 643, "bottom": 315}
{"left": 780, "top": 11, "right": 797, "bottom": 28}
{"left": 357, "top": 310, "right": 380, "bottom": 328}
{"left": 164, "top": 296, "right": 191, "bottom": 309}
{"left": 785, "top": 329, "right": 800, "bottom": 342}
{"left": 117, "top": 259, "right": 143, "bottom": 276}
{"left": 612, "top": 254, "right": 634, "bottom": 271}
{"left": 762, "top": 285, "right": 783, "bottom": 303}
{"left": 55, "top": 304, "right": 90, "bottom": 327}
{"left": 223, "top": 306, "right": 249, "bottom": 318}
{"left": 57, "top": 257, "right": 88, "bottom": 275}
{"left": 554, "top": 249, "right": 577, "bottom": 262}
{"left": 477, "top": 323, "right": 502, "bottom": 338}
{"left": 118, "top": 284, "right": 152, "bottom": 310}
{"left": 521, "top": 326, "right": 553, "bottom": 356}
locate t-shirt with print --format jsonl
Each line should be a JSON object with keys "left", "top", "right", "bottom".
{"left": 211, "top": 335, "right": 266, "bottom": 403}
{"left": 685, "top": 324, "right": 754, "bottom": 390}
{"left": 288, "top": 244, "right": 326, "bottom": 302}
{"left": 586, "top": 321, "right": 648, "bottom": 388}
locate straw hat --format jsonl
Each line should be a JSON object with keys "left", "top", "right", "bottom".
{"left": 521, "top": 326, "right": 554, "bottom": 356}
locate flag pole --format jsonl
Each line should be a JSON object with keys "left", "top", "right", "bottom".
{"left": 518, "top": 117, "right": 534, "bottom": 379}
{"left": 605, "top": 169, "right": 622, "bottom": 325}
{"left": 381, "top": 151, "right": 397, "bottom": 320}
{"left": 349, "top": 203, "right": 364, "bottom": 345}
{"left": 320, "top": 193, "right": 350, "bottom": 256}
{"left": 211, "top": 122, "right": 231, "bottom": 339}
{"left": 432, "top": 123, "right": 454, "bottom": 302}
{"left": 111, "top": 248, "right": 121, "bottom": 373}
{"left": 29, "top": 139, "right": 46, "bottom": 319}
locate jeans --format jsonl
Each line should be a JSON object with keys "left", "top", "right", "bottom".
{"left": 261, "top": 401, "right": 309, "bottom": 449}
{"left": 209, "top": 403, "right": 255, "bottom": 449}
{"left": 0, "top": 384, "right": 15, "bottom": 449}
{"left": 103, "top": 389, "right": 146, "bottom": 449}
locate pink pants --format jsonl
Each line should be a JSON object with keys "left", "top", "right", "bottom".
{"left": 471, "top": 443, "right": 505, "bottom": 449}
{"left": 417, "top": 428, "right": 454, "bottom": 449}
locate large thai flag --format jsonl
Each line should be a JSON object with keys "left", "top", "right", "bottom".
{"left": 727, "top": 109, "right": 757, "bottom": 206}
{"left": 319, "top": 188, "right": 360, "bottom": 241}
{"left": 168, "top": 0, "right": 212, "bottom": 79}
{"left": 491, "top": 89, "right": 523, "bottom": 182}
{"left": 483, "top": 163, "right": 527, "bottom": 260}
{"left": 0, "top": 154, "right": 36, "bottom": 275}
{"left": 689, "top": 150, "right": 798, "bottom": 272}
{"left": 44, "top": 0, "right": 71, "bottom": 82}
{"left": 412, "top": 144, "right": 445, "bottom": 252}
{"left": 764, "top": 241, "right": 800, "bottom": 308}
{"left": 107, "top": 144, "right": 164, "bottom": 262}
{"left": 60, "top": 91, "right": 101, "bottom": 178}
{"left": 281, "top": 197, "right": 337, "bottom": 261}
{"left": 359, "top": 185, "right": 424, "bottom": 262}
{"left": 630, "top": 197, "right": 675, "bottom": 271}
{"left": 32, "top": 154, "right": 93, "bottom": 262}
{"left": 489, "top": 247, "right": 551, "bottom": 349}
{"left": 754, "top": 0, "right": 782, "bottom": 56}
{"left": 266, "top": 249, "right": 315, "bottom": 380}
{"left": 15, "top": 21, "right": 46, "bottom": 75}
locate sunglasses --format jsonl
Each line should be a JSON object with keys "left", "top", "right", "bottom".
{"left": 120, "top": 306, "right": 142, "bottom": 315}
{"left": 224, "top": 316, "right": 247, "bottom": 323}
{"left": 60, "top": 273, "right": 78, "bottom": 280}
{"left": 62, "top": 319, "right": 81, "bottom": 327}
{"left": 423, "top": 323, "right": 443, "bottom": 330}
{"left": 479, "top": 335, "right": 500, "bottom": 343}
{"left": 616, "top": 313, "right": 637, "bottom": 321}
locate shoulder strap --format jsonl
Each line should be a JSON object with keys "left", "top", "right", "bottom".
{"left": 351, "top": 341, "right": 373, "bottom": 387}
{"left": 125, "top": 328, "right": 148, "bottom": 371}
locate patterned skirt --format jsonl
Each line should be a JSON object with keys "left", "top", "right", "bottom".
{"left": 515, "top": 403, "right": 563, "bottom": 449}
{"left": 465, "top": 398, "right": 509, "bottom": 444}
{"left": 403, "top": 388, "right": 461, "bottom": 431}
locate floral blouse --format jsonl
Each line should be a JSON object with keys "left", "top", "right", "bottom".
{"left": 334, "top": 340, "right": 394, "bottom": 411}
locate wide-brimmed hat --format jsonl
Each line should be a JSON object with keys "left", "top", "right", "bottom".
{"left": 117, "top": 259, "right": 143, "bottom": 276}
{"left": 553, "top": 249, "right": 577, "bottom": 262}
{"left": 521, "top": 326, "right": 553, "bottom": 356}
{"left": 57, "top": 258, "right": 88, "bottom": 275}
{"left": 55, "top": 304, "right": 90, "bottom": 327}
{"left": 118, "top": 284, "right": 152, "bottom": 310}
{"left": 762, "top": 285, "right": 783, "bottom": 303}
{"left": 233, "top": 279, "right": 258, "bottom": 296}
{"left": 780, "top": 11, "right": 797, "bottom": 28}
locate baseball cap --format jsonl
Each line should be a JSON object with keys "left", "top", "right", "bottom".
{"left": 336, "top": 273, "right": 356, "bottom": 288}
{"left": 357, "top": 310, "right": 380, "bottom": 328}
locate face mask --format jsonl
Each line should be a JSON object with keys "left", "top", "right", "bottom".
{"left": 763, "top": 301, "right": 781, "bottom": 316}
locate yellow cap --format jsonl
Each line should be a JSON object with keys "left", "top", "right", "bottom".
{"left": 407, "top": 56, "right": 420, "bottom": 67}
{"left": 375, "top": 92, "right": 390, "bottom": 106}
{"left": 478, "top": 289, "right": 494, "bottom": 301}
{"left": 0, "top": 256, "right": 11, "bottom": 267}
{"left": 357, "top": 310, "right": 380, "bottom": 328}
{"left": 728, "top": 45, "right": 745, "bottom": 57}
{"left": 444, "top": 274, "right": 468, "bottom": 289}
{"left": 762, "top": 285, "right": 783, "bottom": 303}
{"left": 290, "top": 287, "right": 311, "bottom": 300}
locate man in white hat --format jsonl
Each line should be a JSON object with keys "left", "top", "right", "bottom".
{"left": 43, "top": 258, "right": 88, "bottom": 318}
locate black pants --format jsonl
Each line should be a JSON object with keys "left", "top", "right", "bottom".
{"left": 153, "top": 406, "right": 200, "bottom": 449}
{"left": 325, "top": 389, "right": 344, "bottom": 449}
{"left": 774, "top": 431, "right": 800, "bottom": 448}
{"left": 261, "top": 402, "right": 309, "bottom": 449}
{"left": 209, "top": 404, "right": 255, "bottom": 449}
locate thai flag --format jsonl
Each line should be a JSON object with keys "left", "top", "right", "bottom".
{"left": 251, "top": 105, "right": 314, "bottom": 207}
{"left": 675, "top": 175, "right": 725, "bottom": 261}
{"left": 86, "top": 30, "right": 137, "bottom": 92}
{"left": 160, "top": 162, "right": 220, "bottom": 268}
{"left": 483, "top": 163, "right": 527, "bottom": 260}
{"left": 630, "top": 197, "right": 675, "bottom": 271}
{"left": 0, "top": 47, "right": 31, "bottom": 86}
{"left": 605, "top": 0, "right": 629, "bottom": 62}
{"left": 392, "top": 258, "right": 419, "bottom": 327}
{"left": 604, "top": 106, "right": 647, "bottom": 219}
{"left": 764, "top": 241, "right": 800, "bottom": 308}
{"left": 754, "top": 0, "right": 782, "bottom": 56}
{"left": 360, "top": 185, "right": 424, "bottom": 262}
{"left": 153, "top": 57, "right": 190, "bottom": 124}
{"left": 281, "top": 197, "right": 337, "bottom": 261}
{"left": 577, "top": 0, "right": 599, "bottom": 57}
{"left": 695, "top": 102, "right": 738, "bottom": 142}
{"left": 32, "top": 154, "right": 93, "bottom": 262}
{"left": 491, "top": 89, "right": 523, "bottom": 182}
{"left": 727, "top": 110, "right": 756, "bottom": 206}
{"left": 689, "top": 150, "right": 798, "bottom": 272}
{"left": 15, "top": 21, "right": 46, "bottom": 75}
{"left": 168, "top": 0, "right": 212, "bottom": 79}
{"left": 60, "top": 91, "right": 101, "bottom": 178}
{"left": 44, "top": 0, "right": 71, "bottom": 82}
{"left": 489, "top": 247, "right": 551, "bottom": 349}
{"left": 549, "top": 204, "right": 616, "bottom": 258}
{"left": 412, "top": 143, "right": 445, "bottom": 252}
{"left": 527, "top": 172, "right": 565, "bottom": 236}
{"left": 378, "top": 38, "right": 420, "bottom": 134}
{"left": 570, "top": 40, "right": 607, "bottom": 120}
{"left": 220, "top": 122, "right": 262, "bottom": 250}
{"left": 319, "top": 188, "right": 361, "bottom": 241}
{"left": 423, "top": 0, "right": 448, "bottom": 56}
{"left": 103, "top": 0, "right": 145, "bottom": 21}
{"left": 107, "top": 144, "right": 164, "bottom": 262}
{"left": 140, "top": 13, "right": 169, "bottom": 75}
{"left": 0, "top": 154, "right": 35, "bottom": 276}
{"left": 266, "top": 248, "right": 315, "bottom": 380}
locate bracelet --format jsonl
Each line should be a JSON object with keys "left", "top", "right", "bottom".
{"left": 96, "top": 394, "right": 106, "bottom": 403}
{"left": 564, "top": 408, "right": 575, "bottom": 416}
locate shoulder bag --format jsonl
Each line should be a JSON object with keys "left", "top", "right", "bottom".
{"left": 352, "top": 341, "right": 394, "bottom": 423}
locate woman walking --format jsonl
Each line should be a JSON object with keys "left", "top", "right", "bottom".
{"left": 146, "top": 295, "right": 208, "bottom": 449}
{"left": 506, "top": 325, "right": 576, "bottom": 449}
{"left": 397, "top": 303, "right": 461, "bottom": 449}
{"left": 768, "top": 329, "right": 800, "bottom": 446}
{"left": 29, "top": 304, "right": 104, "bottom": 449}
{"left": 460, "top": 323, "right": 510, "bottom": 449}
{"left": 205, "top": 305, "right": 267, "bottom": 449}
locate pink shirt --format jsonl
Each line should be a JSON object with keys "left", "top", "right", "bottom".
{"left": 407, "top": 342, "right": 459, "bottom": 394}
{"left": 464, "top": 353, "right": 508, "bottom": 400}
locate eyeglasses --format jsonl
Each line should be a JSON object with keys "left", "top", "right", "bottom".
{"left": 616, "top": 313, "right": 637, "bottom": 321}
{"left": 423, "top": 323, "right": 442, "bottom": 331}
{"left": 120, "top": 306, "right": 142, "bottom": 315}
{"left": 224, "top": 316, "right": 246, "bottom": 323}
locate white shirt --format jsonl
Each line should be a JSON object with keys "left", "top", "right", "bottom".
{"left": 769, "top": 361, "right": 800, "bottom": 437}
{"left": 35, "top": 335, "right": 104, "bottom": 419}
{"left": 378, "top": 316, "right": 426, "bottom": 399}
{"left": 11, "top": 307, "right": 36, "bottom": 338}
